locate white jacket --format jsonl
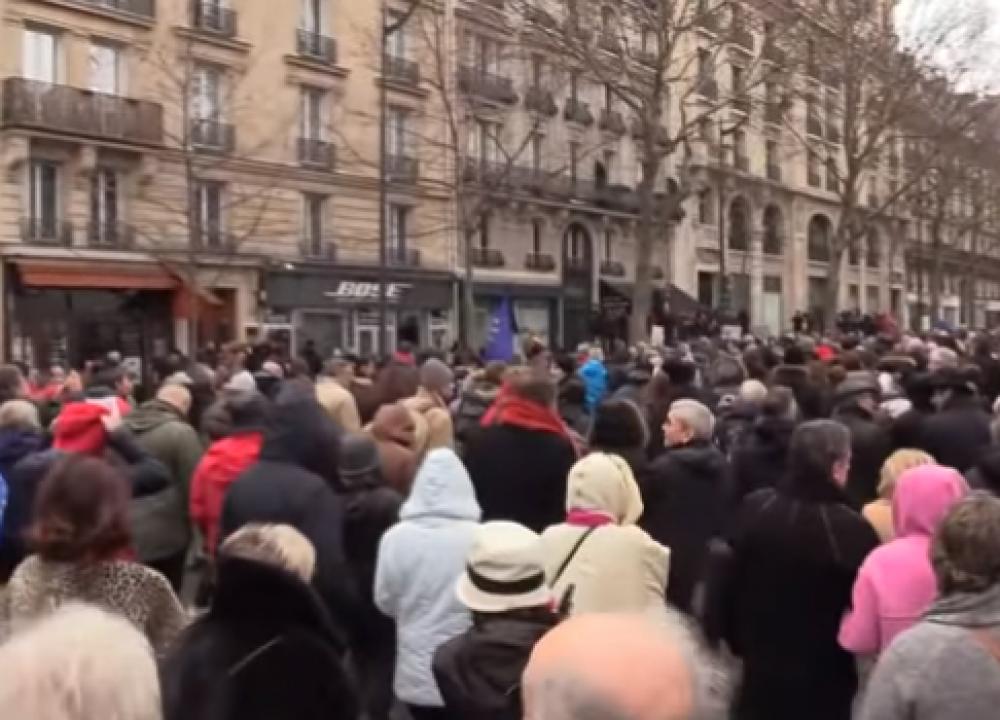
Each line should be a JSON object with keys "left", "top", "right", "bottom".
{"left": 374, "top": 448, "right": 481, "bottom": 706}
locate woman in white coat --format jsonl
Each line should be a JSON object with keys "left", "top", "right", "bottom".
{"left": 374, "top": 447, "right": 481, "bottom": 720}
{"left": 540, "top": 452, "right": 669, "bottom": 615}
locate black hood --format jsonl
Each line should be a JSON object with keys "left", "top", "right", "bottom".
{"left": 664, "top": 441, "right": 727, "bottom": 480}
{"left": 750, "top": 413, "right": 796, "bottom": 451}
{"left": 974, "top": 446, "right": 1000, "bottom": 494}
{"left": 259, "top": 397, "right": 340, "bottom": 487}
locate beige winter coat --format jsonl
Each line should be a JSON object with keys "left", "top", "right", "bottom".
{"left": 539, "top": 452, "right": 670, "bottom": 615}
{"left": 316, "top": 378, "right": 362, "bottom": 433}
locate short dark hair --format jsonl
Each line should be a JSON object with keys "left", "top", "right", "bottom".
{"left": 590, "top": 399, "right": 649, "bottom": 451}
{"left": 787, "top": 419, "right": 850, "bottom": 485}
{"left": 28, "top": 455, "right": 131, "bottom": 563}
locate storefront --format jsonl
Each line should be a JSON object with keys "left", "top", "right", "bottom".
{"left": 265, "top": 268, "right": 455, "bottom": 358}
{"left": 471, "top": 282, "right": 561, "bottom": 354}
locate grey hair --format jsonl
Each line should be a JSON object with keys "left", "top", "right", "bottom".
{"left": 0, "top": 399, "right": 39, "bottom": 431}
{"left": 221, "top": 523, "right": 317, "bottom": 582}
{"left": 0, "top": 602, "right": 161, "bottom": 720}
{"left": 788, "top": 419, "right": 851, "bottom": 482}
{"left": 932, "top": 491, "right": 1000, "bottom": 596}
{"left": 669, "top": 399, "right": 716, "bottom": 442}
{"left": 525, "top": 608, "right": 729, "bottom": 720}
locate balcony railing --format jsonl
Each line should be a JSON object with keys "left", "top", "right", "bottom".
{"left": 384, "top": 54, "right": 419, "bottom": 86}
{"left": 596, "top": 184, "right": 640, "bottom": 213}
{"left": 21, "top": 218, "right": 72, "bottom": 247}
{"left": 72, "top": 0, "right": 155, "bottom": 20}
{"left": 388, "top": 247, "right": 421, "bottom": 267}
{"left": 301, "top": 240, "right": 338, "bottom": 261}
{"left": 806, "top": 114, "right": 823, "bottom": 137}
{"left": 87, "top": 220, "right": 134, "bottom": 249}
{"left": 190, "top": 118, "right": 235, "bottom": 153}
{"left": 524, "top": 86, "right": 558, "bottom": 116}
{"left": 298, "top": 137, "right": 336, "bottom": 169}
{"left": 457, "top": 66, "right": 517, "bottom": 104}
{"left": 191, "top": 0, "right": 237, "bottom": 38}
{"left": 765, "top": 102, "right": 783, "bottom": 124}
{"left": 600, "top": 259, "right": 626, "bottom": 277}
{"left": 525, "top": 252, "right": 556, "bottom": 271}
{"left": 297, "top": 29, "right": 337, "bottom": 65}
{"left": 471, "top": 247, "right": 505, "bottom": 268}
{"left": 1, "top": 78, "right": 163, "bottom": 146}
{"left": 599, "top": 109, "right": 626, "bottom": 135}
{"left": 698, "top": 77, "right": 718, "bottom": 100}
{"left": 192, "top": 227, "right": 236, "bottom": 252}
{"left": 510, "top": 165, "right": 550, "bottom": 192}
{"left": 767, "top": 162, "right": 782, "bottom": 181}
{"left": 387, "top": 154, "right": 419, "bottom": 184}
{"left": 462, "top": 158, "right": 511, "bottom": 186}
{"left": 563, "top": 98, "right": 593, "bottom": 126}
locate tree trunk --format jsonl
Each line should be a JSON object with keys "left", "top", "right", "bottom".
{"left": 460, "top": 226, "right": 476, "bottom": 350}
{"left": 628, "top": 156, "right": 659, "bottom": 344}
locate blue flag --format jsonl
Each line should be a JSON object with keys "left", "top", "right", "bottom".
{"left": 484, "top": 296, "right": 514, "bottom": 361}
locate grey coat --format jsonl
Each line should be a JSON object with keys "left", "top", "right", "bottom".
{"left": 858, "top": 584, "right": 1000, "bottom": 720}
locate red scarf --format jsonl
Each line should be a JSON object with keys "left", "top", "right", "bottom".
{"left": 482, "top": 392, "right": 566, "bottom": 437}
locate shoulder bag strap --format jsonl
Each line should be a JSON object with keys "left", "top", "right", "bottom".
{"left": 552, "top": 526, "right": 598, "bottom": 585}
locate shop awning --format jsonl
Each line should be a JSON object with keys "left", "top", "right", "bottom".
{"left": 14, "top": 259, "right": 177, "bottom": 290}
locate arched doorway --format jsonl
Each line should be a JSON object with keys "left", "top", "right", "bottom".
{"left": 563, "top": 222, "right": 593, "bottom": 348}
{"left": 807, "top": 214, "right": 832, "bottom": 262}
{"left": 728, "top": 196, "right": 751, "bottom": 251}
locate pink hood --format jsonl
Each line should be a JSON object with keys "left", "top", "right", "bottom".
{"left": 840, "top": 465, "right": 967, "bottom": 655}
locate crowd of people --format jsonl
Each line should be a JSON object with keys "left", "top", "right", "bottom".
{"left": 1, "top": 327, "right": 1000, "bottom": 719}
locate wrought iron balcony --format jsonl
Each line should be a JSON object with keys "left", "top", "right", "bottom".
{"left": 471, "top": 247, "right": 505, "bottom": 268}
{"left": 191, "top": 0, "right": 237, "bottom": 38}
{"left": 192, "top": 227, "right": 236, "bottom": 252}
{"left": 384, "top": 54, "right": 419, "bottom": 86}
{"left": 599, "top": 109, "right": 626, "bottom": 135}
{"left": 1, "top": 78, "right": 163, "bottom": 146}
{"left": 600, "top": 259, "right": 625, "bottom": 277}
{"left": 69, "top": 0, "right": 155, "bottom": 20}
{"left": 388, "top": 247, "right": 421, "bottom": 267}
{"left": 298, "top": 137, "right": 336, "bottom": 170}
{"left": 510, "top": 166, "right": 550, "bottom": 193}
{"left": 525, "top": 252, "right": 556, "bottom": 271}
{"left": 563, "top": 98, "right": 593, "bottom": 126}
{"left": 190, "top": 118, "right": 235, "bottom": 153}
{"left": 301, "top": 240, "right": 338, "bottom": 261}
{"left": 462, "top": 158, "right": 511, "bottom": 186}
{"left": 387, "top": 154, "right": 420, "bottom": 184}
{"left": 297, "top": 29, "right": 337, "bottom": 65}
{"left": 525, "top": 86, "right": 558, "bottom": 116}
{"left": 87, "top": 220, "right": 135, "bottom": 249}
{"left": 458, "top": 66, "right": 517, "bottom": 104}
{"left": 21, "top": 218, "right": 72, "bottom": 247}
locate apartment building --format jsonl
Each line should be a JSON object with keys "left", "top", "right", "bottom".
{"left": 0, "top": 0, "right": 455, "bottom": 369}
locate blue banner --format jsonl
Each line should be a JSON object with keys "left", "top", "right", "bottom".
{"left": 483, "top": 296, "right": 514, "bottom": 361}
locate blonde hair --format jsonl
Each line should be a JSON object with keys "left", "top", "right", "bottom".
{"left": 220, "top": 523, "right": 316, "bottom": 582}
{"left": 878, "top": 449, "right": 935, "bottom": 498}
{"left": 0, "top": 603, "right": 161, "bottom": 720}
{"left": 0, "top": 399, "right": 40, "bottom": 431}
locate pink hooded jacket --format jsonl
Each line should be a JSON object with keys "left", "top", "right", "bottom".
{"left": 839, "top": 464, "right": 967, "bottom": 655}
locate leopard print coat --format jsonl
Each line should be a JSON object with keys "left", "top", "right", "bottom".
{"left": 1, "top": 555, "right": 187, "bottom": 655}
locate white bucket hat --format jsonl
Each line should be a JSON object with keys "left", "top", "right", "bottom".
{"left": 456, "top": 521, "right": 553, "bottom": 613}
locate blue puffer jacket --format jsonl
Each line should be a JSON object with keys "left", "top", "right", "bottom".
{"left": 374, "top": 448, "right": 481, "bottom": 707}
{"left": 579, "top": 358, "right": 609, "bottom": 413}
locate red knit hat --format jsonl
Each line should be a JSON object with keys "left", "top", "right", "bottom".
{"left": 53, "top": 402, "right": 108, "bottom": 455}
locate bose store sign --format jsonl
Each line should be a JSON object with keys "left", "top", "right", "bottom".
{"left": 324, "top": 281, "right": 412, "bottom": 302}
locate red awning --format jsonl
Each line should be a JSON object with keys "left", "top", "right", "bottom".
{"left": 14, "top": 259, "right": 178, "bottom": 290}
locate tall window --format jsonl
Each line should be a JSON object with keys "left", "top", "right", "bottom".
{"left": 731, "top": 64, "right": 745, "bottom": 96}
{"left": 604, "top": 83, "right": 614, "bottom": 111}
{"left": 303, "top": 193, "right": 325, "bottom": 256}
{"left": 194, "top": 181, "right": 223, "bottom": 247}
{"left": 387, "top": 204, "right": 408, "bottom": 253}
{"left": 765, "top": 139, "right": 778, "bottom": 169}
{"left": 641, "top": 27, "right": 657, "bottom": 55}
{"left": 89, "top": 168, "right": 118, "bottom": 240}
{"left": 477, "top": 213, "right": 490, "bottom": 249}
{"left": 733, "top": 129, "right": 748, "bottom": 168}
{"left": 387, "top": 13, "right": 406, "bottom": 58}
{"left": 602, "top": 150, "right": 617, "bottom": 185}
{"left": 192, "top": 64, "right": 221, "bottom": 121}
{"left": 300, "top": 86, "right": 325, "bottom": 140}
{"left": 28, "top": 160, "right": 59, "bottom": 237}
{"left": 387, "top": 107, "right": 408, "bottom": 156}
{"left": 603, "top": 229, "right": 614, "bottom": 260}
{"left": 531, "top": 133, "right": 543, "bottom": 172}
{"left": 569, "top": 71, "right": 580, "bottom": 102}
{"left": 23, "top": 28, "right": 57, "bottom": 83}
{"left": 88, "top": 42, "right": 120, "bottom": 94}
{"left": 531, "top": 54, "right": 544, "bottom": 86}
{"left": 698, "top": 188, "right": 713, "bottom": 224}
{"left": 532, "top": 219, "right": 543, "bottom": 254}
{"left": 473, "top": 35, "right": 501, "bottom": 73}
{"left": 866, "top": 229, "right": 880, "bottom": 268}
{"left": 728, "top": 197, "right": 750, "bottom": 251}
{"left": 569, "top": 141, "right": 580, "bottom": 182}
{"left": 301, "top": 0, "right": 323, "bottom": 32}
{"left": 470, "top": 119, "right": 501, "bottom": 162}
{"left": 697, "top": 48, "right": 713, "bottom": 83}
{"left": 762, "top": 205, "right": 783, "bottom": 255}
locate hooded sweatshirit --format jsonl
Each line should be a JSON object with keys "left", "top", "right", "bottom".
{"left": 858, "top": 584, "right": 1000, "bottom": 720}
{"left": 374, "top": 448, "right": 481, "bottom": 707}
{"left": 840, "top": 465, "right": 967, "bottom": 656}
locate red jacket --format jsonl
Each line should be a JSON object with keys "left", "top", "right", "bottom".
{"left": 190, "top": 431, "right": 263, "bottom": 554}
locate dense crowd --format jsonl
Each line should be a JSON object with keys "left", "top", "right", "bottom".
{"left": 1, "top": 328, "right": 1000, "bottom": 719}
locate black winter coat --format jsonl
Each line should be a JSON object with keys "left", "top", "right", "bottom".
{"left": 728, "top": 414, "right": 795, "bottom": 508}
{"left": 771, "top": 365, "right": 826, "bottom": 420}
{"left": 220, "top": 398, "right": 358, "bottom": 631}
{"left": 891, "top": 407, "right": 931, "bottom": 451}
{"left": 966, "top": 445, "right": 1000, "bottom": 496}
{"left": 830, "top": 404, "right": 892, "bottom": 508}
{"left": 161, "top": 555, "right": 358, "bottom": 720}
{"left": 433, "top": 610, "right": 559, "bottom": 720}
{"left": 919, "top": 395, "right": 992, "bottom": 474}
{"left": 640, "top": 441, "right": 728, "bottom": 613}
{"left": 722, "top": 476, "right": 879, "bottom": 720}
{"left": 463, "top": 424, "right": 576, "bottom": 533}
{"left": 0, "top": 430, "right": 168, "bottom": 581}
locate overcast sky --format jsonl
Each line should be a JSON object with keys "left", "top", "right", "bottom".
{"left": 896, "top": 0, "right": 1000, "bottom": 91}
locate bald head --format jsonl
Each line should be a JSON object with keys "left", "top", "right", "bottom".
{"left": 524, "top": 612, "right": 721, "bottom": 720}
{"left": 156, "top": 383, "right": 192, "bottom": 416}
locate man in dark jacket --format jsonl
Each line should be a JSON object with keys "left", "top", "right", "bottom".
{"left": 220, "top": 393, "right": 358, "bottom": 633}
{"left": 433, "top": 521, "right": 558, "bottom": 720}
{"left": 920, "top": 367, "right": 992, "bottom": 474}
{"left": 771, "top": 345, "right": 826, "bottom": 420}
{"left": 124, "top": 383, "right": 205, "bottom": 591}
{"left": 464, "top": 369, "right": 577, "bottom": 533}
{"left": 453, "top": 362, "right": 505, "bottom": 455}
{"left": 830, "top": 372, "right": 892, "bottom": 508}
{"left": 722, "top": 420, "right": 879, "bottom": 720}
{"left": 641, "top": 399, "right": 728, "bottom": 613}
{"left": 161, "top": 524, "right": 358, "bottom": 720}
{"left": 728, "top": 387, "right": 797, "bottom": 508}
